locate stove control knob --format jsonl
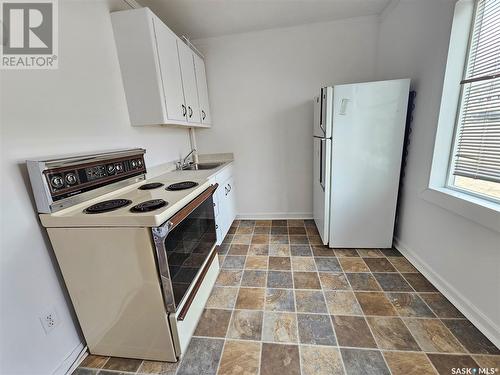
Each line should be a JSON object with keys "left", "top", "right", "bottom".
{"left": 131, "top": 160, "right": 138, "bottom": 169}
{"left": 115, "top": 163, "right": 123, "bottom": 172}
{"left": 137, "top": 159, "right": 143, "bottom": 167}
{"left": 107, "top": 164, "right": 116, "bottom": 175}
{"left": 50, "top": 175, "right": 64, "bottom": 189}
{"left": 65, "top": 173, "right": 77, "bottom": 185}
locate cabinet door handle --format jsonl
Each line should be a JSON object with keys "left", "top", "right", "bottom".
{"left": 202, "top": 110, "right": 206, "bottom": 120}
{"left": 215, "top": 224, "right": 218, "bottom": 229}
{"left": 227, "top": 183, "right": 231, "bottom": 192}
{"left": 225, "top": 186, "right": 229, "bottom": 196}
{"left": 188, "top": 106, "right": 193, "bottom": 118}
{"left": 181, "top": 104, "right": 187, "bottom": 117}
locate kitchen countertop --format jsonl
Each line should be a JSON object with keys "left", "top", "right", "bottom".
{"left": 39, "top": 153, "right": 234, "bottom": 228}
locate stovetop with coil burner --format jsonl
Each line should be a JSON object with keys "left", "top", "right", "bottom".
{"left": 130, "top": 199, "right": 168, "bottom": 213}
{"left": 166, "top": 181, "right": 199, "bottom": 191}
{"left": 41, "top": 170, "right": 210, "bottom": 228}
{"left": 82, "top": 181, "right": 204, "bottom": 215}
{"left": 33, "top": 150, "right": 223, "bottom": 227}
{"left": 85, "top": 199, "right": 133, "bottom": 214}
{"left": 83, "top": 181, "right": 202, "bottom": 215}
{"left": 138, "top": 182, "right": 164, "bottom": 190}
{"left": 56, "top": 175, "right": 209, "bottom": 226}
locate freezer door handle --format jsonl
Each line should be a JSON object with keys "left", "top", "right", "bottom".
{"left": 319, "top": 138, "right": 326, "bottom": 191}
{"left": 319, "top": 88, "right": 326, "bottom": 135}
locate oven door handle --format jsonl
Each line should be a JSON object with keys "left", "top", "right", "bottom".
{"left": 166, "top": 183, "right": 219, "bottom": 231}
{"left": 177, "top": 246, "right": 218, "bottom": 321}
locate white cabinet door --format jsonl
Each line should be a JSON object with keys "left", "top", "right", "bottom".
{"left": 215, "top": 208, "right": 225, "bottom": 246}
{"left": 209, "top": 177, "right": 223, "bottom": 245}
{"left": 214, "top": 185, "right": 225, "bottom": 245}
{"left": 193, "top": 54, "right": 211, "bottom": 125}
{"left": 152, "top": 16, "right": 186, "bottom": 122}
{"left": 216, "top": 186, "right": 228, "bottom": 243}
{"left": 212, "top": 165, "right": 236, "bottom": 243}
{"left": 226, "top": 177, "right": 236, "bottom": 229}
{"left": 219, "top": 177, "right": 236, "bottom": 238}
{"left": 177, "top": 41, "right": 201, "bottom": 124}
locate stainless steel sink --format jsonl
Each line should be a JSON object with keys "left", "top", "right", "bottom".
{"left": 183, "top": 162, "right": 224, "bottom": 170}
{"left": 195, "top": 162, "right": 223, "bottom": 170}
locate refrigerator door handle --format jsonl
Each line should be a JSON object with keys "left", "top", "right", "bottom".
{"left": 319, "top": 88, "right": 326, "bottom": 135}
{"left": 319, "top": 138, "right": 326, "bottom": 191}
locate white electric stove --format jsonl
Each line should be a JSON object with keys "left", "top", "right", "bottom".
{"left": 27, "top": 148, "right": 220, "bottom": 362}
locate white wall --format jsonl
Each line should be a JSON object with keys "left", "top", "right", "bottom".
{"left": 194, "top": 16, "right": 379, "bottom": 218}
{"left": 0, "top": 1, "right": 191, "bottom": 374}
{"left": 194, "top": 0, "right": 500, "bottom": 346}
{"left": 2, "top": 2, "right": 498, "bottom": 374}
{"left": 376, "top": 0, "right": 500, "bottom": 346}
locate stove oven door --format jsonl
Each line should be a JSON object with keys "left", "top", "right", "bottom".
{"left": 151, "top": 184, "right": 218, "bottom": 313}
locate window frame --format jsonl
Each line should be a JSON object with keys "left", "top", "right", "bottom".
{"left": 425, "top": 0, "right": 500, "bottom": 232}
{"left": 445, "top": 0, "right": 500, "bottom": 205}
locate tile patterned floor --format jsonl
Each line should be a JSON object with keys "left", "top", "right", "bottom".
{"left": 74, "top": 219, "right": 500, "bottom": 375}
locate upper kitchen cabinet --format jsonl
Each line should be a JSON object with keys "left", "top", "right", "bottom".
{"left": 153, "top": 16, "right": 186, "bottom": 123}
{"left": 194, "top": 54, "right": 212, "bottom": 125}
{"left": 177, "top": 41, "right": 201, "bottom": 124}
{"left": 111, "top": 8, "right": 211, "bottom": 128}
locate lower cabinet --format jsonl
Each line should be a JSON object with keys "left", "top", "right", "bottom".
{"left": 210, "top": 164, "right": 236, "bottom": 245}
{"left": 218, "top": 176, "right": 235, "bottom": 241}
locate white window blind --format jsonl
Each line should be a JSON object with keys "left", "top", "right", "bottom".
{"left": 452, "top": 0, "right": 500, "bottom": 184}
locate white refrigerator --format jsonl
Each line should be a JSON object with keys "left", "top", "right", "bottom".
{"left": 313, "top": 79, "right": 410, "bottom": 248}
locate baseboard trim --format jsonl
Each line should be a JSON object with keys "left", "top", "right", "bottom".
{"left": 53, "top": 342, "right": 87, "bottom": 375}
{"left": 393, "top": 237, "right": 500, "bottom": 349}
{"left": 237, "top": 213, "right": 313, "bottom": 220}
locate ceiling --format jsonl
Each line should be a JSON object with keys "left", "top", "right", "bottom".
{"left": 135, "top": 0, "right": 392, "bottom": 40}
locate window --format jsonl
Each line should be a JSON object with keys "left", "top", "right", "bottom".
{"left": 447, "top": 0, "right": 500, "bottom": 202}
{"left": 425, "top": 0, "right": 499, "bottom": 232}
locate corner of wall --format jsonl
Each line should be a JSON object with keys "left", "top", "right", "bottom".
{"left": 374, "top": 0, "right": 399, "bottom": 79}
{"left": 53, "top": 343, "right": 87, "bottom": 375}
{"left": 379, "top": 0, "right": 400, "bottom": 23}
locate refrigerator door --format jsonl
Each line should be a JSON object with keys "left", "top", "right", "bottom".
{"left": 313, "top": 87, "right": 333, "bottom": 138}
{"left": 329, "top": 79, "right": 410, "bottom": 248}
{"left": 313, "top": 136, "right": 332, "bottom": 245}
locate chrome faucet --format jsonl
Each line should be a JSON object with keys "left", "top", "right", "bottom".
{"left": 176, "top": 148, "right": 197, "bottom": 170}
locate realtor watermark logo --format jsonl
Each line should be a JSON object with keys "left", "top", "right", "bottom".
{"left": 452, "top": 367, "right": 498, "bottom": 374}
{"left": 1, "top": 0, "right": 58, "bottom": 69}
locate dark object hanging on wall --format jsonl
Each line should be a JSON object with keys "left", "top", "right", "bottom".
{"left": 394, "top": 91, "right": 417, "bottom": 236}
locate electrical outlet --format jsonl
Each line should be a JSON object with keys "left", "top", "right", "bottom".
{"left": 39, "top": 308, "right": 59, "bottom": 334}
